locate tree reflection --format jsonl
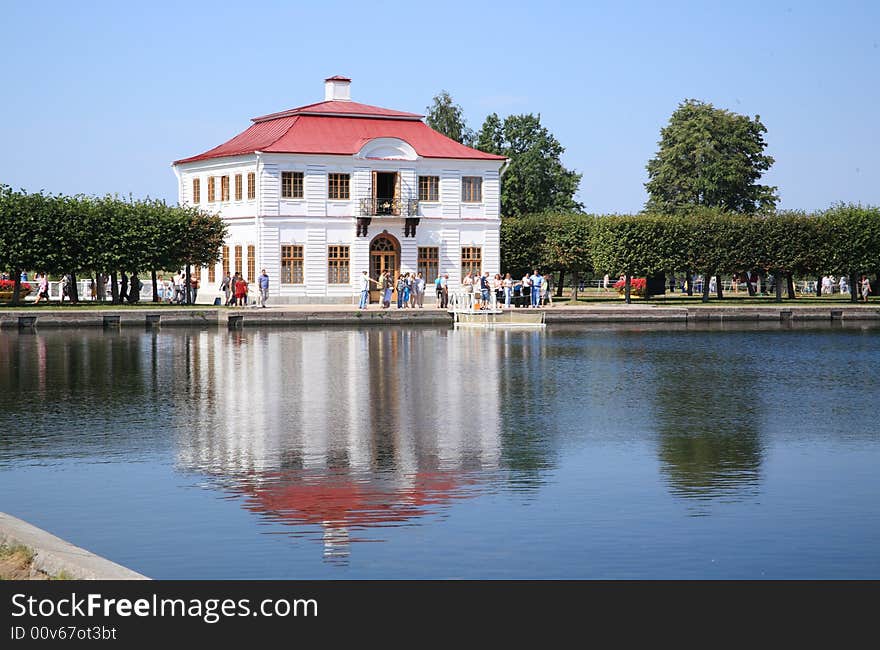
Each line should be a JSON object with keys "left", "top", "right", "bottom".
{"left": 651, "top": 345, "right": 764, "bottom": 504}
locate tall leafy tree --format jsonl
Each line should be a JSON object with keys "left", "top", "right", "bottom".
{"left": 425, "top": 91, "right": 474, "bottom": 145}
{"left": 476, "top": 113, "right": 582, "bottom": 216}
{"left": 645, "top": 99, "right": 778, "bottom": 214}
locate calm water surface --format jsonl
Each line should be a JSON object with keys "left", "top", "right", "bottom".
{"left": 1, "top": 323, "right": 878, "bottom": 578}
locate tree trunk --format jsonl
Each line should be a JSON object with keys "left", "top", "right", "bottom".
{"left": 624, "top": 274, "right": 632, "bottom": 305}
{"left": 110, "top": 271, "right": 120, "bottom": 304}
{"left": 786, "top": 273, "right": 796, "bottom": 300}
{"left": 850, "top": 270, "right": 858, "bottom": 303}
{"left": 685, "top": 269, "right": 693, "bottom": 296}
{"left": 571, "top": 272, "right": 579, "bottom": 301}
{"left": 120, "top": 272, "right": 129, "bottom": 304}
{"left": 746, "top": 273, "right": 756, "bottom": 296}
{"left": 774, "top": 274, "right": 783, "bottom": 303}
{"left": 68, "top": 273, "right": 79, "bottom": 303}
{"left": 701, "top": 270, "right": 711, "bottom": 303}
{"left": 96, "top": 273, "right": 105, "bottom": 302}
{"left": 185, "top": 264, "right": 192, "bottom": 305}
{"left": 716, "top": 274, "right": 723, "bottom": 299}
{"left": 815, "top": 275, "right": 822, "bottom": 297}
{"left": 151, "top": 270, "right": 159, "bottom": 303}
{"left": 556, "top": 271, "right": 564, "bottom": 297}
{"left": 11, "top": 270, "right": 22, "bottom": 306}
{"left": 128, "top": 274, "right": 141, "bottom": 303}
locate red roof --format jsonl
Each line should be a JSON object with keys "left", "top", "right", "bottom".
{"left": 174, "top": 100, "right": 505, "bottom": 164}
{"left": 238, "top": 470, "right": 472, "bottom": 528}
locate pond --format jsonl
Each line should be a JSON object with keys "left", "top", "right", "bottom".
{"left": 1, "top": 323, "right": 878, "bottom": 578}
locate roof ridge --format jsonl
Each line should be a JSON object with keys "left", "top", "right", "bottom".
{"left": 252, "top": 100, "right": 423, "bottom": 123}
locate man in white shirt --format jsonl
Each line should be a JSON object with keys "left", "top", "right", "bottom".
{"left": 359, "top": 271, "right": 371, "bottom": 309}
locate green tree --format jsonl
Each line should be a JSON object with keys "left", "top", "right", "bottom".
{"left": 475, "top": 113, "right": 582, "bottom": 216}
{"left": 0, "top": 187, "right": 55, "bottom": 304}
{"left": 646, "top": 99, "right": 778, "bottom": 214}
{"left": 500, "top": 214, "right": 549, "bottom": 279}
{"left": 425, "top": 91, "right": 474, "bottom": 145}
{"left": 818, "top": 204, "right": 880, "bottom": 302}
{"left": 591, "top": 215, "right": 670, "bottom": 303}
{"left": 541, "top": 214, "right": 594, "bottom": 299}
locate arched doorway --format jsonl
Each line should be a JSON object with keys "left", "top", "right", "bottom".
{"left": 370, "top": 233, "right": 400, "bottom": 303}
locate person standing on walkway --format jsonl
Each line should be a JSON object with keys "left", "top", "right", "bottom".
{"left": 234, "top": 274, "right": 248, "bottom": 306}
{"left": 258, "top": 269, "right": 269, "bottom": 308}
{"left": 861, "top": 275, "right": 872, "bottom": 302}
{"left": 479, "top": 271, "right": 491, "bottom": 308}
{"left": 439, "top": 273, "right": 449, "bottom": 309}
{"left": 190, "top": 274, "right": 200, "bottom": 304}
{"left": 530, "top": 270, "right": 543, "bottom": 308}
{"left": 503, "top": 273, "right": 513, "bottom": 308}
{"left": 359, "top": 271, "right": 372, "bottom": 310}
{"left": 413, "top": 272, "right": 425, "bottom": 308}
{"left": 435, "top": 275, "right": 443, "bottom": 307}
{"left": 839, "top": 275, "right": 848, "bottom": 295}
{"left": 382, "top": 271, "right": 393, "bottom": 309}
{"left": 221, "top": 272, "right": 232, "bottom": 306}
{"left": 603, "top": 274, "right": 610, "bottom": 292}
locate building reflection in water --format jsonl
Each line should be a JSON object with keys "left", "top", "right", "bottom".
{"left": 174, "top": 327, "right": 514, "bottom": 563}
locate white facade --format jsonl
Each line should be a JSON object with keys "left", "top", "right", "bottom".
{"left": 172, "top": 79, "right": 505, "bottom": 305}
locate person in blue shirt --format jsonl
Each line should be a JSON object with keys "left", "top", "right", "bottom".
{"left": 479, "top": 272, "right": 490, "bottom": 307}
{"left": 530, "top": 270, "right": 543, "bottom": 308}
{"left": 258, "top": 269, "right": 270, "bottom": 308}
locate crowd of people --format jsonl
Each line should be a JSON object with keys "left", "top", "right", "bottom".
{"left": 357, "top": 269, "right": 554, "bottom": 310}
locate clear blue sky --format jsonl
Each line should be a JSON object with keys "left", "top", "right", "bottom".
{"left": 1, "top": 0, "right": 878, "bottom": 214}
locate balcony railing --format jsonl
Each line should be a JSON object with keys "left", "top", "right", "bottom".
{"left": 359, "top": 197, "right": 419, "bottom": 217}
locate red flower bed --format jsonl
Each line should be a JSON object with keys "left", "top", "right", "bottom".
{"left": 612, "top": 277, "right": 646, "bottom": 296}
{"left": 0, "top": 279, "right": 32, "bottom": 293}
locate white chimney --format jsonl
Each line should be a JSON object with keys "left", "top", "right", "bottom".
{"left": 324, "top": 75, "right": 352, "bottom": 102}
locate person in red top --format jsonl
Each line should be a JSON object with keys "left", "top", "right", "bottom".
{"left": 234, "top": 276, "right": 248, "bottom": 306}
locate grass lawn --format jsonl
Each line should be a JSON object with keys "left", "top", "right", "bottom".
{"left": 549, "top": 291, "right": 872, "bottom": 307}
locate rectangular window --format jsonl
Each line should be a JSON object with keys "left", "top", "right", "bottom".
{"left": 461, "top": 176, "right": 483, "bottom": 203}
{"left": 418, "top": 247, "right": 439, "bottom": 285}
{"left": 221, "top": 176, "right": 230, "bottom": 202}
{"left": 328, "top": 173, "right": 350, "bottom": 200}
{"left": 235, "top": 245, "right": 242, "bottom": 276}
{"left": 418, "top": 176, "right": 439, "bottom": 202}
{"left": 192, "top": 178, "right": 201, "bottom": 204}
{"left": 327, "top": 245, "right": 350, "bottom": 284}
{"left": 247, "top": 172, "right": 256, "bottom": 199}
{"left": 222, "top": 245, "right": 230, "bottom": 277}
{"left": 461, "top": 246, "right": 482, "bottom": 278}
{"left": 193, "top": 266, "right": 201, "bottom": 281}
{"left": 281, "top": 245, "right": 304, "bottom": 284}
{"left": 282, "top": 171, "right": 304, "bottom": 199}
{"left": 208, "top": 177, "right": 216, "bottom": 203}
{"left": 235, "top": 174, "right": 243, "bottom": 201}
{"left": 247, "top": 245, "right": 255, "bottom": 283}
{"left": 208, "top": 263, "right": 216, "bottom": 283}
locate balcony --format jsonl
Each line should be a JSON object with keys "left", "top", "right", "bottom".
{"left": 359, "top": 197, "right": 419, "bottom": 217}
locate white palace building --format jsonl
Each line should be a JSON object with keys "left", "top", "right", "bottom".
{"left": 172, "top": 76, "right": 507, "bottom": 304}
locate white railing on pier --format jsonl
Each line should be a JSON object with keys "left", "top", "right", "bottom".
{"left": 447, "top": 290, "right": 500, "bottom": 313}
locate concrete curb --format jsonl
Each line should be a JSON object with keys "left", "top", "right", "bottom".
{"left": 0, "top": 305, "right": 878, "bottom": 329}
{"left": 0, "top": 512, "right": 149, "bottom": 580}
